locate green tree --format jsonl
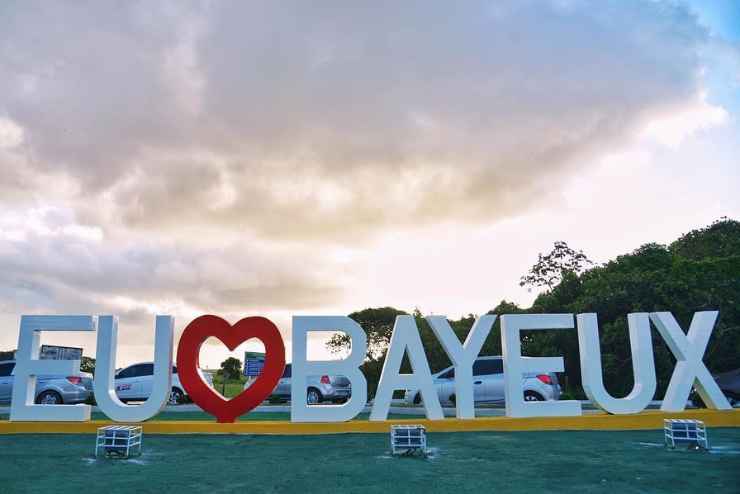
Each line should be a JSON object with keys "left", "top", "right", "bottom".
{"left": 325, "top": 218, "right": 740, "bottom": 402}
{"left": 80, "top": 356, "right": 96, "bottom": 374}
{"left": 327, "top": 307, "right": 408, "bottom": 359}
{"left": 669, "top": 217, "right": 740, "bottom": 260}
{"left": 327, "top": 307, "right": 495, "bottom": 398}
{"left": 218, "top": 357, "right": 243, "bottom": 381}
{"left": 522, "top": 218, "right": 740, "bottom": 398}
{"left": 327, "top": 307, "right": 408, "bottom": 398}
{"left": 520, "top": 241, "right": 593, "bottom": 290}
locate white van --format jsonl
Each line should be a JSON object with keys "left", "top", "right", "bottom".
{"left": 114, "top": 363, "right": 212, "bottom": 405}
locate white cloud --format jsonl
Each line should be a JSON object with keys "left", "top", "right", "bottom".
{"left": 641, "top": 93, "right": 729, "bottom": 147}
{"left": 0, "top": 117, "right": 23, "bottom": 149}
{"left": 0, "top": 1, "right": 711, "bottom": 239}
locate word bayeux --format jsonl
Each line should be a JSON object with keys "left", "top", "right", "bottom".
{"left": 9, "top": 312, "right": 732, "bottom": 423}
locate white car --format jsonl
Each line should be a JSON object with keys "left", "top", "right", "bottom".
{"left": 114, "top": 362, "right": 212, "bottom": 405}
{"left": 404, "top": 356, "right": 561, "bottom": 406}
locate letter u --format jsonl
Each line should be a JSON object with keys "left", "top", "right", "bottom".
{"left": 93, "top": 315, "right": 174, "bottom": 422}
{"left": 576, "top": 313, "right": 656, "bottom": 414}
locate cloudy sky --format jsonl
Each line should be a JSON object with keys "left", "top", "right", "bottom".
{"left": 1, "top": 0, "right": 738, "bottom": 369}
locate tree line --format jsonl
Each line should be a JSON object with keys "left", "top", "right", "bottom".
{"left": 328, "top": 218, "right": 740, "bottom": 399}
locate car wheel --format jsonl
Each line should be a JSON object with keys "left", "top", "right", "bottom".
{"left": 524, "top": 391, "right": 544, "bottom": 402}
{"left": 36, "top": 390, "right": 63, "bottom": 405}
{"left": 307, "top": 388, "right": 322, "bottom": 405}
{"left": 168, "top": 388, "right": 185, "bottom": 405}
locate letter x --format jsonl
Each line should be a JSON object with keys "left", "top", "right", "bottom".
{"left": 650, "top": 311, "right": 731, "bottom": 411}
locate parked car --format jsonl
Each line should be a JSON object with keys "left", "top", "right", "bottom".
{"left": 248, "top": 363, "right": 352, "bottom": 404}
{"left": 404, "top": 356, "right": 561, "bottom": 406}
{"left": 0, "top": 360, "right": 92, "bottom": 405}
{"left": 114, "top": 362, "right": 212, "bottom": 405}
{"left": 690, "top": 368, "right": 740, "bottom": 407}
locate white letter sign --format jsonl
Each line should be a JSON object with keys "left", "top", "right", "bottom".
{"left": 93, "top": 315, "right": 174, "bottom": 422}
{"left": 10, "top": 315, "right": 95, "bottom": 421}
{"left": 500, "top": 314, "right": 581, "bottom": 418}
{"left": 426, "top": 314, "right": 495, "bottom": 419}
{"left": 577, "top": 313, "right": 656, "bottom": 414}
{"left": 291, "top": 316, "right": 368, "bottom": 422}
{"left": 370, "top": 315, "right": 443, "bottom": 421}
{"left": 650, "top": 311, "right": 731, "bottom": 411}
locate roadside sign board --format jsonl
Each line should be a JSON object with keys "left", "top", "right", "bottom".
{"left": 40, "top": 344, "right": 83, "bottom": 361}
{"left": 244, "top": 351, "right": 265, "bottom": 377}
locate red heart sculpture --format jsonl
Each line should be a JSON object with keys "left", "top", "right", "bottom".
{"left": 176, "top": 315, "right": 285, "bottom": 423}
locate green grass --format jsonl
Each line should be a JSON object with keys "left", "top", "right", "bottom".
{"left": 135, "top": 411, "right": 418, "bottom": 421}
{"left": 1, "top": 429, "right": 739, "bottom": 493}
{"left": 210, "top": 375, "right": 247, "bottom": 398}
{"left": 211, "top": 381, "right": 245, "bottom": 398}
{"left": 0, "top": 411, "right": 423, "bottom": 421}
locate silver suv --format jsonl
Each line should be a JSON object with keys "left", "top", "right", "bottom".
{"left": 0, "top": 360, "right": 93, "bottom": 405}
{"left": 404, "top": 356, "right": 561, "bottom": 405}
{"left": 252, "top": 363, "right": 352, "bottom": 404}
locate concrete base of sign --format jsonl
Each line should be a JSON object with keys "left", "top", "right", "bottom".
{"left": 0, "top": 409, "right": 738, "bottom": 435}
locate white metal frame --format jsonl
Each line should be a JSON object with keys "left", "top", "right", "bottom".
{"left": 664, "top": 419, "right": 709, "bottom": 449}
{"left": 95, "top": 425, "right": 143, "bottom": 458}
{"left": 390, "top": 424, "right": 428, "bottom": 456}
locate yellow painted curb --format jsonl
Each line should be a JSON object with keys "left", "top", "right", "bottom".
{"left": 0, "top": 409, "right": 738, "bottom": 435}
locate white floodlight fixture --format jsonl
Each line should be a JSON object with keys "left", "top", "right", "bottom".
{"left": 390, "top": 424, "right": 428, "bottom": 456}
{"left": 95, "top": 425, "right": 143, "bottom": 458}
{"left": 664, "top": 419, "right": 709, "bottom": 450}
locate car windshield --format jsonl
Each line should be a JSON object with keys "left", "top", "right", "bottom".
{"left": 473, "top": 359, "right": 503, "bottom": 376}
{"left": 439, "top": 368, "right": 454, "bottom": 379}
{"left": 0, "top": 362, "right": 15, "bottom": 377}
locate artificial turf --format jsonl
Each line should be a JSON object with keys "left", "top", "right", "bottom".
{"left": 1, "top": 429, "right": 738, "bottom": 493}
{"left": 0, "top": 411, "right": 422, "bottom": 421}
